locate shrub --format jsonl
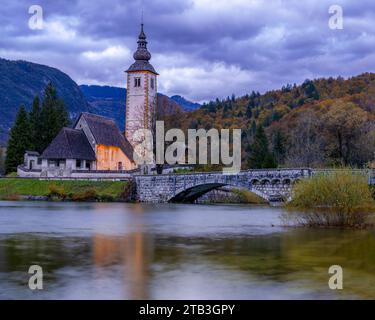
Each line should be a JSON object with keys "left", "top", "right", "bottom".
{"left": 48, "top": 183, "right": 66, "bottom": 200}
{"left": 6, "top": 172, "right": 17, "bottom": 178}
{"left": 2, "top": 192, "right": 20, "bottom": 201}
{"left": 98, "top": 194, "right": 114, "bottom": 202}
{"left": 285, "top": 170, "right": 375, "bottom": 227}
{"left": 71, "top": 188, "right": 98, "bottom": 201}
{"left": 119, "top": 180, "right": 136, "bottom": 201}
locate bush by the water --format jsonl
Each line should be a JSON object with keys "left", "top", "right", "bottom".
{"left": 48, "top": 184, "right": 66, "bottom": 200}
{"left": 70, "top": 188, "right": 98, "bottom": 201}
{"left": 286, "top": 170, "right": 375, "bottom": 227}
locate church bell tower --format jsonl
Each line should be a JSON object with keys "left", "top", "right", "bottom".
{"left": 125, "top": 24, "right": 158, "bottom": 148}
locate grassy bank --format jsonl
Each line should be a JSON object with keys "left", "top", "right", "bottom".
{"left": 0, "top": 178, "right": 134, "bottom": 202}
{"left": 286, "top": 170, "right": 375, "bottom": 228}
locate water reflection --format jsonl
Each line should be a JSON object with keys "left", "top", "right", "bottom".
{"left": 0, "top": 201, "right": 375, "bottom": 299}
{"left": 93, "top": 233, "right": 153, "bottom": 299}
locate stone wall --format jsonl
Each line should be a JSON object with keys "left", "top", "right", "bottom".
{"left": 17, "top": 165, "right": 133, "bottom": 179}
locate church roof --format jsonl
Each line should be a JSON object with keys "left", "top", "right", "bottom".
{"left": 77, "top": 113, "right": 134, "bottom": 162}
{"left": 41, "top": 128, "right": 96, "bottom": 161}
{"left": 127, "top": 60, "right": 158, "bottom": 74}
{"left": 126, "top": 24, "right": 158, "bottom": 74}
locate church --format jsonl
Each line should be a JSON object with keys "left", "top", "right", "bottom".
{"left": 18, "top": 24, "right": 157, "bottom": 178}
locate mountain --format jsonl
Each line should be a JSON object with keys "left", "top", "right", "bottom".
{"left": 0, "top": 58, "right": 89, "bottom": 143}
{"left": 170, "top": 95, "right": 201, "bottom": 111}
{"left": 80, "top": 85, "right": 183, "bottom": 131}
{"left": 0, "top": 58, "right": 196, "bottom": 144}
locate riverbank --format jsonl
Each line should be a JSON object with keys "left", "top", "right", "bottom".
{"left": 0, "top": 178, "right": 134, "bottom": 202}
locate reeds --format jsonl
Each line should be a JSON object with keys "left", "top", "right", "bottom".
{"left": 285, "top": 169, "right": 375, "bottom": 227}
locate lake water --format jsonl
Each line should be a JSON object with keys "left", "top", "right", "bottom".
{"left": 0, "top": 201, "right": 374, "bottom": 299}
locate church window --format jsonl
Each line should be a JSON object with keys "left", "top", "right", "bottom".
{"left": 134, "top": 77, "right": 141, "bottom": 87}
{"left": 150, "top": 78, "right": 155, "bottom": 89}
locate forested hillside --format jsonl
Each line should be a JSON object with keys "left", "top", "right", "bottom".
{"left": 0, "top": 59, "right": 89, "bottom": 143}
{"left": 164, "top": 73, "right": 375, "bottom": 168}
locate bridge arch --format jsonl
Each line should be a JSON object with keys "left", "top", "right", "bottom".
{"left": 168, "top": 182, "right": 269, "bottom": 203}
{"left": 251, "top": 179, "right": 260, "bottom": 185}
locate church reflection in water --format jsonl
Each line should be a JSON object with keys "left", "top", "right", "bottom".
{"left": 93, "top": 232, "right": 154, "bottom": 299}
{"left": 92, "top": 205, "right": 154, "bottom": 299}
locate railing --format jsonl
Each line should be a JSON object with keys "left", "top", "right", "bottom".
{"left": 135, "top": 168, "right": 313, "bottom": 177}
{"left": 72, "top": 168, "right": 140, "bottom": 174}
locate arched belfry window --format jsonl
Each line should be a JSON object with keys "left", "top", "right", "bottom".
{"left": 134, "top": 77, "right": 141, "bottom": 87}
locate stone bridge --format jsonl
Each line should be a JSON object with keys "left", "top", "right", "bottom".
{"left": 135, "top": 169, "right": 313, "bottom": 203}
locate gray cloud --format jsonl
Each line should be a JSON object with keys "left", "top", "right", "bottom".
{"left": 0, "top": 0, "right": 374, "bottom": 102}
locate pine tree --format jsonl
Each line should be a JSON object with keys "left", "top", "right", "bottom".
{"left": 251, "top": 120, "right": 257, "bottom": 135}
{"left": 39, "top": 82, "right": 70, "bottom": 152}
{"left": 5, "top": 106, "right": 32, "bottom": 173}
{"left": 0, "top": 147, "right": 5, "bottom": 175}
{"left": 272, "top": 130, "right": 286, "bottom": 164}
{"left": 248, "top": 125, "right": 277, "bottom": 169}
{"left": 29, "top": 96, "right": 42, "bottom": 152}
{"left": 246, "top": 101, "right": 253, "bottom": 118}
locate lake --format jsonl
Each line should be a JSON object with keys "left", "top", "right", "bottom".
{"left": 0, "top": 201, "right": 374, "bottom": 299}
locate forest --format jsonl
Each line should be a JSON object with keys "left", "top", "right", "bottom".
{"left": 162, "top": 73, "right": 375, "bottom": 169}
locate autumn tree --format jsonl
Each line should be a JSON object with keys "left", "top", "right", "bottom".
{"left": 285, "top": 110, "right": 325, "bottom": 167}
{"left": 323, "top": 101, "right": 369, "bottom": 166}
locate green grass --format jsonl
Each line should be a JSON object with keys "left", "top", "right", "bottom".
{"left": 286, "top": 170, "right": 375, "bottom": 227}
{"left": 0, "top": 178, "right": 131, "bottom": 201}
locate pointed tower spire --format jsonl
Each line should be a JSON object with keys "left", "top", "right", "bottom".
{"left": 133, "top": 23, "right": 151, "bottom": 61}
{"left": 127, "top": 23, "right": 157, "bottom": 74}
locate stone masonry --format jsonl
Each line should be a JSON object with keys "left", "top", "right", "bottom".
{"left": 135, "top": 169, "right": 312, "bottom": 203}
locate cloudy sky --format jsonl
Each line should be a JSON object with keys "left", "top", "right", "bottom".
{"left": 1, "top": 0, "right": 374, "bottom": 102}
